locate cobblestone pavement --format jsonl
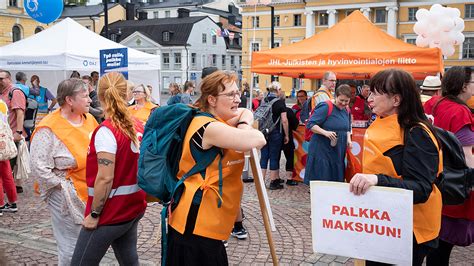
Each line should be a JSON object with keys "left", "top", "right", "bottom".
{"left": 1, "top": 177, "right": 473, "bottom": 265}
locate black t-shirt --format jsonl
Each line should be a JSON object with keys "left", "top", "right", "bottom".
{"left": 239, "top": 94, "right": 247, "bottom": 108}
{"left": 266, "top": 96, "right": 286, "bottom": 123}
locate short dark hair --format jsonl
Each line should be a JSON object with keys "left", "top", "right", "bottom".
{"left": 442, "top": 66, "right": 472, "bottom": 98}
{"left": 90, "top": 71, "right": 99, "bottom": 77}
{"left": 202, "top": 67, "right": 218, "bottom": 79}
{"left": 81, "top": 75, "right": 92, "bottom": 82}
{"left": 184, "top": 81, "right": 195, "bottom": 92}
{"left": 335, "top": 84, "right": 352, "bottom": 98}
{"left": 297, "top": 89, "right": 307, "bottom": 96}
{"left": 15, "top": 72, "right": 27, "bottom": 82}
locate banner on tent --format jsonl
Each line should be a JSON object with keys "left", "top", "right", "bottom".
{"left": 100, "top": 48, "right": 128, "bottom": 79}
{"left": 310, "top": 181, "right": 413, "bottom": 265}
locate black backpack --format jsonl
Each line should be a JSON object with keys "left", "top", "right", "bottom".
{"left": 9, "top": 88, "right": 38, "bottom": 130}
{"left": 433, "top": 127, "right": 473, "bottom": 205}
{"left": 286, "top": 107, "right": 299, "bottom": 131}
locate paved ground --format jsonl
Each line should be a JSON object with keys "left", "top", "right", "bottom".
{"left": 1, "top": 176, "right": 473, "bottom": 265}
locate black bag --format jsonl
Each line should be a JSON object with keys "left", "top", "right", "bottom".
{"left": 434, "top": 127, "right": 473, "bottom": 205}
{"left": 286, "top": 107, "right": 299, "bottom": 131}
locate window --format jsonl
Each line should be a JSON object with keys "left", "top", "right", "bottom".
{"left": 191, "top": 53, "right": 197, "bottom": 67}
{"left": 252, "top": 16, "right": 260, "bottom": 28}
{"left": 163, "top": 53, "right": 170, "bottom": 69}
{"left": 318, "top": 12, "right": 328, "bottom": 26}
{"left": 212, "top": 35, "right": 217, "bottom": 45}
{"left": 239, "top": 56, "right": 242, "bottom": 66}
{"left": 229, "top": 38, "right": 234, "bottom": 45}
{"left": 12, "top": 25, "right": 21, "bottom": 42}
{"left": 230, "top": 55, "right": 235, "bottom": 66}
{"left": 163, "top": 31, "right": 170, "bottom": 42}
{"left": 212, "top": 54, "right": 217, "bottom": 66}
{"left": 273, "top": 41, "right": 281, "bottom": 48}
{"left": 462, "top": 37, "right": 474, "bottom": 59}
{"left": 466, "top": 4, "right": 474, "bottom": 19}
{"left": 408, "top": 8, "right": 418, "bottom": 21}
{"left": 292, "top": 78, "right": 300, "bottom": 90}
{"left": 253, "top": 74, "right": 259, "bottom": 88}
{"left": 202, "top": 33, "right": 207, "bottom": 44}
{"left": 273, "top": 15, "right": 280, "bottom": 27}
{"left": 154, "top": 11, "right": 159, "bottom": 18}
{"left": 35, "top": 27, "right": 43, "bottom": 34}
{"left": 375, "top": 9, "right": 386, "bottom": 23}
{"left": 346, "top": 10, "right": 355, "bottom": 17}
{"left": 174, "top": 53, "right": 181, "bottom": 69}
{"left": 165, "top": 11, "right": 171, "bottom": 18}
{"left": 294, "top": 14, "right": 302, "bottom": 26}
{"left": 202, "top": 55, "right": 206, "bottom": 67}
{"left": 406, "top": 38, "right": 416, "bottom": 45}
{"left": 273, "top": 76, "right": 279, "bottom": 82}
{"left": 251, "top": 42, "right": 260, "bottom": 52}
{"left": 8, "top": 0, "right": 17, "bottom": 7}
{"left": 221, "top": 55, "right": 226, "bottom": 67}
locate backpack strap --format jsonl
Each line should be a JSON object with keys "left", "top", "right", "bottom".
{"left": 325, "top": 100, "right": 334, "bottom": 118}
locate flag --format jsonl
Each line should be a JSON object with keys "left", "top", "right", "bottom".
{"left": 217, "top": 28, "right": 222, "bottom": 37}
{"left": 211, "top": 29, "right": 216, "bottom": 36}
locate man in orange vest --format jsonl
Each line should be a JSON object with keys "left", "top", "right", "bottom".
{"left": 300, "top": 71, "right": 337, "bottom": 123}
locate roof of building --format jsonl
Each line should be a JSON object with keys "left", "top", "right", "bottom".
{"left": 61, "top": 3, "right": 120, "bottom": 18}
{"left": 187, "top": 6, "right": 242, "bottom": 21}
{"left": 106, "top": 16, "right": 208, "bottom": 46}
{"left": 140, "top": 0, "right": 211, "bottom": 9}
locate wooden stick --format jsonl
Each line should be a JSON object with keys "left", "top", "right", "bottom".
{"left": 249, "top": 148, "right": 279, "bottom": 265}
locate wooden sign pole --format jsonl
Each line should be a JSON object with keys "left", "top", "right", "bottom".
{"left": 249, "top": 148, "right": 279, "bottom": 265}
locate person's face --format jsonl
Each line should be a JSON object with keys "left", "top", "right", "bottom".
{"left": 361, "top": 86, "right": 370, "bottom": 98}
{"left": 212, "top": 81, "right": 241, "bottom": 121}
{"left": 335, "top": 94, "right": 350, "bottom": 109}
{"left": 82, "top": 79, "right": 93, "bottom": 93}
{"left": 133, "top": 86, "right": 146, "bottom": 101}
{"left": 0, "top": 72, "right": 9, "bottom": 91}
{"left": 323, "top": 73, "right": 337, "bottom": 90}
{"left": 31, "top": 78, "right": 40, "bottom": 87}
{"left": 278, "top": 88, "right": 285, "bottom": 99}
{"left": 350, "top": 86, "right": 356, "bottom": 100}
{"left": 68, "top": 88, "right": 91, "bottom": 114}
{"left": 92, "top": 73, "right": 99, "bottom": 82}
{"left": 297, "top": 92, "right": 307, "bottom": 105}
{"left": 367, "top": 90, "right": 400, "bottom": 118}
{"left": 460, "top": 73, "right": 474, "bottom": 103}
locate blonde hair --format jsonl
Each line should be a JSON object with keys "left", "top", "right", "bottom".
{"left": 195, "top": 71, "right": 237, "bottom": 112}
{"left": 134, "top": 84, "right": 151, "bottom": 102}
{"left": 98, "top": 72, "right": 138, "bottom": 146}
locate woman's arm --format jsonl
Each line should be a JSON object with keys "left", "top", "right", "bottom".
{"left": 462, "top": 146, "right": 474, "bottom": 168}
{"left": 30, "top": 128, "right": 62, "bottom": 191}
{"left": 82, "top": 152, "right": 115, "bottom": 230}
{"left": 226, "top": 108, "right": 253, "bottom": 127}
{"left": 203, "top": 110, "right": 266, "bottom": 151}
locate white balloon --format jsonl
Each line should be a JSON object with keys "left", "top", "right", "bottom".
{"left": 430, "top": 4, "right": 445, "bottom": 13}
{"left": 440, "top": 44, "right": 455, "bottom": 57}
{"left": 440, "top": 31, "right": 455, "bottom": 45}
{"left": 416, "top": 35, "right": 430, "bottom": 47}
{"left": 451, "top": 31, "right": 465, "bottom": 46}
{"left": 454, "top": 17, "right": 465, "bottom": 31}
{"left": 439, "top": 17, "right": 456, "bottom": 32}
{"left": 416, "top": 9, "right": 430, "bottom": 21}
{"left": 429, "top": 39, "right": 442, "bottom": 48}
{"left": 414, "top": 20, "right": 430, "bottom": 35}
{"left": 445, "top": 7, "right": 461, "bottom": 18}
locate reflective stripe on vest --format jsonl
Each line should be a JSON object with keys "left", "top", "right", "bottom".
{"left": 88, "top": 184, "right": 142, "bottom": 198}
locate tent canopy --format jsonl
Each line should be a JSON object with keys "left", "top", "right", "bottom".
{"left": 0, "top": 18, "right": 161, "bottom": 102}
{"left": 251, "top": 11, "right": 443, "bottom": 80}
{"left": 0, "top": 18, "right": 160, "bottom": 71}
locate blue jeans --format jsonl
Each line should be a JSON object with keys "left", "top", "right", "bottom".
{"left": 260, "top": 130, "right": 283, "bottom": 170}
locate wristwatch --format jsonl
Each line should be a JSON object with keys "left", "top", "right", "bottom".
{"left": 90, "top": 210, "right": 101, "bottom": 219}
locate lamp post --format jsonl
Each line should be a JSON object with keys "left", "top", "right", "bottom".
{"left": 184, "top": 43, "right": 191, "bottom": 81}
{"left": 103, "top": 0, "right": 109, "bottom": 39}
{"left": 269, "top": 4, "right": 275, "bottom": 82}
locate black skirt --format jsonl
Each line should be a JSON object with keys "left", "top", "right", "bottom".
{"left": 166, "top": 203, "right": 228, "bottom": 266}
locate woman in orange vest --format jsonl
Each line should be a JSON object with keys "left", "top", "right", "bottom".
{"left": 128, "top": 84, "right": 158, "bottom": 124}
{"left": 426, "top": 66, "right": 474, "bottom": 266}
{"left": 349, "top": 69, "right": 442, "bottom": 266}
{"left": 71, "top": 72, "right": 147, "bottom": 265}
{"left": 30, "top": 78, "right": 98, "bottom": 265}
{"left": 167, "top": 70, "right": 266, "bottom": 265}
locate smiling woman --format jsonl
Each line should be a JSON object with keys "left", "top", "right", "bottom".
{"left": 167, "top": 70, "right": 266, "bottom": 266}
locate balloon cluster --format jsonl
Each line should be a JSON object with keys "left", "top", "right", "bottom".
{"left": 414, "top": 4, "right": 465, "bottom": 57}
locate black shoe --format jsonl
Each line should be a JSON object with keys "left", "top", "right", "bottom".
{"left": 0, "top": 203, "right": 17, "bottom": 213}
{"left": 286, "top": 179, "right": 298, "bottom": 186}
{"left": 16, "top": 186, "right": 23, "bottom": 193}
{"left": 269, "top": 180, "right": 284, "bottom": 190}
{"left": 277, "top": 178, "right": 284, "bottom": 184}
{"left": 242, "top": 177, "right": 254, "bottom": 183}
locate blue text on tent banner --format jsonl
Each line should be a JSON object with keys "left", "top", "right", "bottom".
{"left": 100, "top": 48, "right": 128, "bottom": 79}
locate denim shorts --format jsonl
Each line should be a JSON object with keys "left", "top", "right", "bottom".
{"left": 259, "top": 130, "right": 283, "bottom": 170}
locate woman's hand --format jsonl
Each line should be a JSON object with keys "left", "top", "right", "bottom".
{"left": 82, "top": 214, "right": 99, "bottom": 230}
{"left": 324, "top": 130, "right": 337, "bottom": 142}
{"left": 349, "top": 173, "right": 378, "bottom": 195}
{"left": 347, "top": 140, "right": 353, "bottom": 150}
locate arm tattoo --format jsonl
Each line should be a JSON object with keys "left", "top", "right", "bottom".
{"left": 94, "top": 187, "right": 111, "bottom": 213}
{"left": 98, "top": 158, "right": 114, "bottom": 166}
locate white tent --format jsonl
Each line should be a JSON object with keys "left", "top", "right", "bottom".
{"left": 0, "top": 18, "right": 161, "bottom": 102}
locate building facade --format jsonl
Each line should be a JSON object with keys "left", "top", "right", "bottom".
{"left": 109, "top": 12, "right": 242, "bottom": 92}
{"left": 60, "top": 3, "right": 126, "bottom": 34}
{"left": 0, "top": 0, "right": 48, "bottom": 46}
{"left": 241, "top": 0, "right": 474, "bottom": 94}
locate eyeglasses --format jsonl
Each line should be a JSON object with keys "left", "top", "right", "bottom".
{"left": 217, "top": 90, "right": 241, "bottom": 100}
{"left": 326, "top": 79, "right": 337, "bottom": 82}
{"left": 132, "top": 90, "right": 145, "bottom": 94}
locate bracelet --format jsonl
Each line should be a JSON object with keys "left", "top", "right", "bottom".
{"left": 237, "top": 121, "right": 249, "bottom": 126}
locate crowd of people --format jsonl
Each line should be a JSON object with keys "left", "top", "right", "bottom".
{"left": 0, "top": 65, "right": 472, "bottom": 266}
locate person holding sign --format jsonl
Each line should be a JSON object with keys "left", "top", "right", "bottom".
{"left": 349, "top": 69, "right": 442, "bottom": 266}
{"left": 304, "top": 84, "right": 352, "bottom": 184}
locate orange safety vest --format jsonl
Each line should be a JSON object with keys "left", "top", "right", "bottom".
{"left": 168, "top": 116, "right": 245, "bottom": 240}
{"left": 310, "top": 87, "right": 333, "bottom": 111}
{"left": 128, "top": 101, "right": 158, "bottom": 124}
{"left": 363, "top": 114, "right": 442, "bottom": 244}
{"left": 32, "top": 109, "right": 98, "bottom": 202}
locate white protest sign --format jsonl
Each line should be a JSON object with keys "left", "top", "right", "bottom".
{"left": 310, "top": 181, "right": 413, "bottom": 265}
